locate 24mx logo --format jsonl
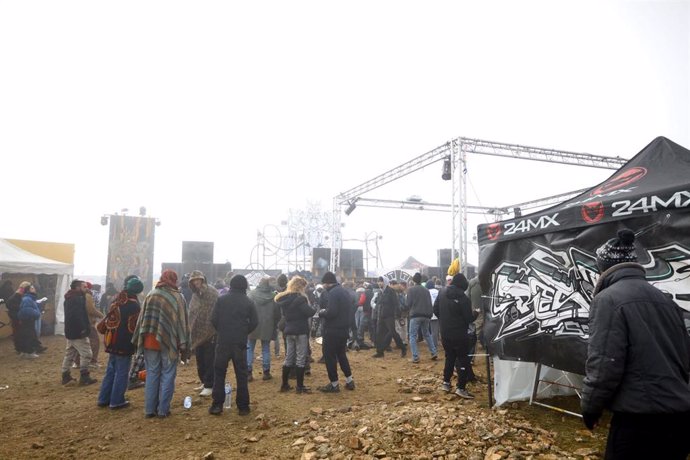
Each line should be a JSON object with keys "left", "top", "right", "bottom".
{"left": 504, "top": 213, "right": 560, "bottom": 236}
{"left": 612, "top": 190, "right": 690, "bottom": 217}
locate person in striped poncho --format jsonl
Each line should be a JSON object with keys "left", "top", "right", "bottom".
{"left": 132, "top": 269, "right": 190, "bottom": 418}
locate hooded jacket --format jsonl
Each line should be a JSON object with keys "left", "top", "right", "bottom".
{"left": 581, "top": 263, "right": 690, "bottom": 416}
{"left": 433, "top": 285, "right": 473, "bottom": 341}
{"left": 276, "top": 292, "right": 316, "bottom": 336}
{"left": 248, "top": 284, "right": 279, "bottom": 341}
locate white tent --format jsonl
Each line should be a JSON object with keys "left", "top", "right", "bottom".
{"left": 0, "top": 239, "right": 73, "bottom": 335}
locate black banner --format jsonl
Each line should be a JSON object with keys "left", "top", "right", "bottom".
{"left": 478, "top": 137, "right": 690, "bottom": 375}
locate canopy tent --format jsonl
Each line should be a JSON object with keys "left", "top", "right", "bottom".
{"left": 379, "top": 256, "right": 429, "bottom": 282}
{"left": 0, "top": 238, "right": 73, "bottom": 336}
{"left": 477, "top": 136, "right": 690, "bottom": 405}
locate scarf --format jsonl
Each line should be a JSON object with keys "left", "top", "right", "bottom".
{"left": 188, "top": 283, "right": 219, "bottom": 350}
{"left": 132, "top": 286, "right": 189, "bottom": 360}
{"left": 156, "top": 269, "right": 179, "bottom": 290}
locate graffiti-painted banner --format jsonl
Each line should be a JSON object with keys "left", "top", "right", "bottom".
{"left": 478, "top": 137, "right": 690, "bottom": 375}
{"left": 106, "top": 215, "right": 156, "bottom": 293}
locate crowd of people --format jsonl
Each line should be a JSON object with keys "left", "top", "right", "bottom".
{"left": 1, "top": 267, "right": 485, "bottom": 417}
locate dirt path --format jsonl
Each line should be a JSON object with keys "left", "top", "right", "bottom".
{"left": 0, "top": 336, "right": 606, "bottom": 459}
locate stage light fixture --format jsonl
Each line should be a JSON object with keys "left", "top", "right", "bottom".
{"left": 442, "top": 157, "right": 452, "bottom": 180}
{"left": 513, "top": 207, "right": 522, "bottom": 218}
{"left": 139, "top": 206, "right": 147, "bottom": 216}
{"left": 344, "top": 198, "right": 358, "bottom": 216}
{"left": 100, "top": 215, "right": 109, "bottom": 226}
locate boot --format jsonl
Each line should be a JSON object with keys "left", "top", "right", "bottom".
{"left": 62, "top": 371, "right": 75, "bottom": 385}
{"left": 79, "top": 369, "right": 97, "bottom": 386}
{"left": 280, "top": 366, "right": 293, "bottom": 392}
{"left": 295, "top": 367, "right": 311, "bottom": 394}
{"left": 400, "top": 344, "right": 407, "bottom": 358}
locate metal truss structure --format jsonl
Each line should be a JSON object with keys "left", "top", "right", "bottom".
{"left": 248, "top": 204, "right": 334, "bottom": 272}
{"left": 331, "top": 137, "right": 629, "bottom": 273}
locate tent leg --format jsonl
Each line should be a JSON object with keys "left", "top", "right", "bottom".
{"left": 529, "top": 362, "right": 542, "bottom": 405}
{"left": 486, "top": 353, "right": 493, "bottom": 408}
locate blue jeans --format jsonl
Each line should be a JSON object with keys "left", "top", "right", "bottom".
{"left": 98, "top": 354, "right": 132, "bottom": 407}
{"left": 408, "top": 317, "right": 437, "bottom": 360}
{"left": 144, "top": 348, "right": 178, "bottom": 416}
{"left": 247, "top": 339, "right": 271, "bottom": 372}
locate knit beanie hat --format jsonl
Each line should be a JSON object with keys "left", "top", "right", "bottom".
{"left": 229, "top": 274, "right": 249, "bottom": 291}
{"left": 321, "top": 272, "right": 337, "bottom": 284}
{"left": 596, "top": 229, "right": 638, "bottom": 273}
{"left": 451, "top": 273, "right": 469, "bottom": 291}
{"left": 425, "top": 280, "right": 435, "bottom": 290}
{"left": 123, "top": 275, "right": 140, "bottom": 290}
{"left": 126, "top": 278, "right": 145, "bottom": 295}
{"left": 412, "top": 272, "right": 422, "bottom": 284}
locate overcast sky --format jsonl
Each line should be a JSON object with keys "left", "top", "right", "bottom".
{"left": 1, "top": 1, "right": 688, "bottom": 277}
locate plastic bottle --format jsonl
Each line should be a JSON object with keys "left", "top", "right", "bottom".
{"left": 183, "top": 396, "right": 192, "bottom": 409}
{"left": 224, "top": 383, "right": 232, "bottom": 409}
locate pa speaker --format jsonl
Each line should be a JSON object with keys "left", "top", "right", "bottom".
{"left": 182, "top": 241, "right": 214, "bottom": 264}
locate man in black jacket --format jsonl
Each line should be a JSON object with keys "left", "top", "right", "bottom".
{"left": 433, "top": 273, "right": 474, "bottom": 399}
{"left": 209, "top": 275, "right": 259, "bottom": 416}
{"left": 581, "top": 229, "right": 690, "bottom": 459}
{"left": 317, "top": 272, "right": 355, "bottom": 393}
{"left": 60, "top": 279, "right": 97, "bottom": 386}
{"left": 373, "top": 278, "right": 407, "bottom": 358}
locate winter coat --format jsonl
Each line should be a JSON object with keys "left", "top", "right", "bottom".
{"left": 64, "top": 290, "right": 91, "bottom": 340}
{"left": 378, "top": 286, "right": 399, "bottom": 320}
{"left": 211, "top": 290, "right": 259, "bottom": 346}
{"left": 18, "top": 293, "right": 41, "bottom": 321}
{"left": 581, "top": 263, "right": 690, "bottom": 416}
{"left": 433, "top": 285, "right": 473, "bottom": 342}
{"left": 277, "top": 292, "right": 316, "bottom": 336}
{"left": 406, "top": 285, "right": 433, "bottom": 319}
{"left": 105, "top": 295, "right": 141, "bottom": 356}
{"left": 6, "top": 292, "right": 22, "bottom": 321}
{"left": 319, "top": 284, "right": 351, "bottom": 338}
{"left": 248, "top": 285, "right": 279, "bottom": 341}
{"left": 466, "top": 277, "right": 484, "bottom": 334}
{"left": 189, "top": 283, "right": 219, "bottom": 350}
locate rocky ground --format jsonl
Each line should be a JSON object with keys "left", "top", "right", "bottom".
{"left": 0, "top": 335, "right": 607, "bottom": 459}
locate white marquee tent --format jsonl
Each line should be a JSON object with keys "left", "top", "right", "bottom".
{"left": 0, "top": 238, "right": 73, "bottom": 335}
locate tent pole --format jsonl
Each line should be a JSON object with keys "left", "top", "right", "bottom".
{"left": 486, "top": 353, "right": 493, "bottom": 408}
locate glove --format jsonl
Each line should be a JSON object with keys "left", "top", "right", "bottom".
{"left": 581, "top": 411, "right": 601, "bottom": 430}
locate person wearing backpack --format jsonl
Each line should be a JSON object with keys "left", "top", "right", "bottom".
{"left": 97, "top": 277, "right": 144, "bottom": 409}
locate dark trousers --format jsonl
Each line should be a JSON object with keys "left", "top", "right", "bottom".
{"left": 605, "top": 412, "right": 690, "bottom": 460}
{"left": 195, "top": 340, "right": 215, "bottom": 389}
{"left": 441, "top": 336, "right": 471, "bottom": 389}
{"left": 376, "top": 317, "right": 404, "bottom": 354}
{"left": 212, "top": 343, "right": 250, "bottom": 410}
{"left": 322, "top": 334, "right": 351, "bottom": 383}
{"left": 16, "top": 320, "right": 38, "bottom": 353}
